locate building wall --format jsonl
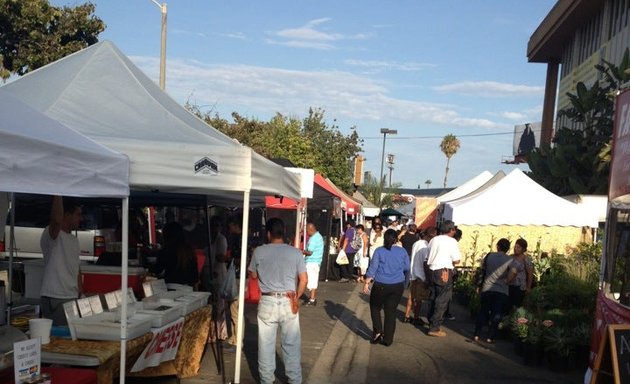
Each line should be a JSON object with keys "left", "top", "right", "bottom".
{"left": 556, "top": 1, "right": 630, "bottom": 129}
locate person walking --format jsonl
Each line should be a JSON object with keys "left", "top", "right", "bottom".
{"left": 303, "top": 222, "right": 324, "bottom": 306}
{"left": 248, "top": 218, "right": 308, "bottom": 384}
{"left": 403, "top": 227, "right": 437, "bottom": 325}
{"left": 474, "top": 238, "right": 517, "bottom": 343}
{"left": 339, "top": 220, "right": 359, "bottom": 282}
{"left": 353, "top": 224, "right": 369, "bottom": 282}
{"left": 362, "top": 229, "right": 410, "bottom": 346}
{"left": 426, "top": 220, "right": 461, "bottom": 337}
{"left": 368, "top": 222, "right": 384, "bottom": 258}
{"left": 40, "top": 196, "right": 82, "bottom": 326}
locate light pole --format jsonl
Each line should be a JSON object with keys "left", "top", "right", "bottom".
{"left": 150, "top": 0, "right": 167, "bottom": 90}
{"left": 378, "top": 128, "right": 397, "bottom": 210}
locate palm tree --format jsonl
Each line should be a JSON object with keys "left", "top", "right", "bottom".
{"left": 424, "top": 179, "right": 432, "bottom": 189}
{"left": 440, "top": 134, "right": 460, "bottom": 188}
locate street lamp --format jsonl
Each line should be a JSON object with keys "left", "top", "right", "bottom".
{"left": 150, "top": 0, "right": 167, "bottom": 90}
{"left": 386, "top": 153, "right": 395, "bottom": 187}
{"left": 378, "top": 128, "right": 397, "bottom": 210}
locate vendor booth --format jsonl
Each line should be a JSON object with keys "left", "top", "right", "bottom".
{"left": 2, "top": 41, "right": 303, "bottom": 384}
{"left": 0, "top": 89, "right": 130, "bottom": 383}
{"left": 441, "top": 168, "right": 597, "bottom": 266}
{"left": 587, "top": 89, "right": 630, "bottom": 384}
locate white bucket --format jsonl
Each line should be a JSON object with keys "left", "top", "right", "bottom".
{"left": 29, "top": 318, "right": 53, "bottom": 344}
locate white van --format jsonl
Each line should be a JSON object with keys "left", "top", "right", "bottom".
{"left": 1, "top": 195, "right": 120, "bottom": 263}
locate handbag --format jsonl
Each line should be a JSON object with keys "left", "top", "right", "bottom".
{"left": 336, "top": 249, "right": 349, "bottom": 265}
{"left": 221, "top": 261, "right": 238, "bottom": 300}
{"left": 245, "top": 275, "right": 261, "bottom": 304}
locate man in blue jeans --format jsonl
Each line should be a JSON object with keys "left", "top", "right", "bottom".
{"left": 248, "top": 218, "right": 308, "bottom": 384}
{"left": 426, "top": 220, "right": 461, "bottom": 337}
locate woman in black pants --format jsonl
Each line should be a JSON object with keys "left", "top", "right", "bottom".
{"left": 362, "top": 229, "right": 410, "bottom": 346}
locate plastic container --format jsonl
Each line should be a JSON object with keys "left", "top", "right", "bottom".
{"left": 136, "top": 302, "right": 181, "bottom": 327}
{"left": 72, "top": 312, "right": 152, "bottom": 341}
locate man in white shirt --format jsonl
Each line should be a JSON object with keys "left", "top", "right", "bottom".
{"left": 403, "top": 227, "right": 437, "bottom": 325}
{"left": 40, "top": 196, "right": 82, "bottom": 326}
{"left": 426, "top": 221, "right": 461, "bottom": 337}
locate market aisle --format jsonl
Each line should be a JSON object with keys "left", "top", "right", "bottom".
{"left": 131, "top": 281, "right": 587, "bottom": 384}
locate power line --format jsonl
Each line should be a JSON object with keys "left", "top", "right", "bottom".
{"left": 361, "top": 131, "right": 514, "bottom": 140}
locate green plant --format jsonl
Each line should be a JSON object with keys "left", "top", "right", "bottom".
{"left": 511, "top": 307, "right": 532, "bottom": 340}
{"left": 543, "top": 326, "right": 574, "bottom": 357}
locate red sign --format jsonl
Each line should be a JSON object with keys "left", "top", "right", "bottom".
{"left": 131, "top": 317, "right": 185, "bottom": 372}
{"left": 589, "top": 291, "right": 630, "bottom": 369}
{"left": 610, "top": 89, "right": 630, "bottom": 200}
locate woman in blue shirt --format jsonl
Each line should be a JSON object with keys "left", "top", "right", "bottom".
{"left": 363, "top": 229, "right": 410, "bottom": 346}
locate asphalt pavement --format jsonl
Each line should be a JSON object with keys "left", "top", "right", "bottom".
{"left": 130, "top": 280, "right": 586, "bottom": 384}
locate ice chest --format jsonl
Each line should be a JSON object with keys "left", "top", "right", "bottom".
{"left": 81, "top": 265, "right": 146, "bottom": 297}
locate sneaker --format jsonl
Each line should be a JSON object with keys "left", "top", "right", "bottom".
{"left": 402, "top": 317, "right": 413, "bottom": 323}
{"left": 305, "top": 299, "right": 317, "bottom": 306}
{"left": 339, "top": 278, "right": 350, "bottom": 283}
{"left": 428, "top": 330, "right": 447, "bottom": 337}
{"left": 444, "top": 314, "right": 456, "bottom": 321}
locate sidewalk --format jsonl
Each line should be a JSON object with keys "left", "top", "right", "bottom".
{"left": 133, "top": 281, "right": 586, "bottom": 384}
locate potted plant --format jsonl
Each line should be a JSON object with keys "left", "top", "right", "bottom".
{"left": 523, "top": 319, "right": 545, "bottom": 366}
{"left": 510, "top": 307, "right": 531, "bottom": 355}
{"left": 543, "top": 326, "right": 574, "bottom": 371}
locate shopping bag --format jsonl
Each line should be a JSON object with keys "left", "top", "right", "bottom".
{"left": 221, "top": 261, "right": 238, "bottom": 300}
{"left": 245, "top": 275, "right": 261, "bottom": 304}
{"left": 336, "top": 249, "right": 349, "bottom": 265}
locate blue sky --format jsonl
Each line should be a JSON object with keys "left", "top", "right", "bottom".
{"left": 54, "top": 0, "right": 556, "bottom": 189}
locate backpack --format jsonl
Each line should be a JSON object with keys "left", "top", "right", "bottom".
{"left": 351, "top": 231, "right": 363, "bottom": 250}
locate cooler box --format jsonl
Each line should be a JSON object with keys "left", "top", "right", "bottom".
{"left": 81, "top": 265, "right": 146, "bottom": 298}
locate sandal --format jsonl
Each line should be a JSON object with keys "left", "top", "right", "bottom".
{"left": 370, "top": 332, "right": 383, "bottom": 344}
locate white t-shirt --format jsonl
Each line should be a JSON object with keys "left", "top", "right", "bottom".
{"left": 426, "top": 235, "right": 461, "bottom": 270}
{"left": 410, "top": 239, "right": 428, "bottom": 281}
{"left": 209, "top": 233, "right": 228, "bottom": 288}
{"left": 40, "top": 228, "right": 80, "bottom": 299}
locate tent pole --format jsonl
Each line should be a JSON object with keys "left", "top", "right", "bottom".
{"left": 119, "top": 197, "right": 129, "bottom": 384}
{"left": 234, "top": 190, "right": 250, "bottom": 384}
{"left": 302, "top": 198, "right": 308, "bottom": 249}
{"left": 8, "top": 193, "right": 15, "bottom": 324}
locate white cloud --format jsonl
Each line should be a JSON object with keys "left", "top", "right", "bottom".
{"left": 131, "top": 56, "right": 504, "bottom": 130}
{"left": 266, "top": 18, "right": 370, "bottom": 50}
{"left": 220, "top": 32, "right": 246, "bottom": 40}
{"left": 344, "top": 59, "right": 435, "bottom": 72}
{"left": 433, "top": 81, "right": 544, "bottom": 97}
{"left": 501, "top": 111, "right": 527, "bottom": 120}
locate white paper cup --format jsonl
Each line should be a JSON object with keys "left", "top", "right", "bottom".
{"left": 29, "top": 318, "right": 53, "bottom": 344}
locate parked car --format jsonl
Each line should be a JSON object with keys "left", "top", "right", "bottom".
{"left": 0, "top": 195, "right": 120, "bottom": 263}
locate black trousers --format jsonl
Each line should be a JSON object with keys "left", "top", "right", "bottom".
{"left": 474, "top": 291, "right": 509, "bottom": 339}
{"left": 369, "top": 281, "right": 404, "bottom": 345}
{"left": 428, "top": 269, "right": 453, "bottom": 332}
{"left": 339, "top": 252, "right": 356, "bottom": 279}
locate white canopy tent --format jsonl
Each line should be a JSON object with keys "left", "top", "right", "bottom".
{"left": 442, "top": 168, "right": 597, "bottom": 227}
{"left": 0, "top": 89, "right": 130, "bottom": 344}
{"left": 2, "top": 41, "right": 301, "bottom": 383}
{"left": 436, "top": 170, "right": 493, "bottom": 203}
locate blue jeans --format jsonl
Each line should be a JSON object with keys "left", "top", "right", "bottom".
{"left": 257, "top": 295, "right": 302, "bottom": 384}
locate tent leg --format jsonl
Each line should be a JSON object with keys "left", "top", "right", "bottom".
{"left": 119, "top": 197, "right": 129, "bottom": 384}
{"left": 234, "top": 190, "right": 250, "bottom": 384}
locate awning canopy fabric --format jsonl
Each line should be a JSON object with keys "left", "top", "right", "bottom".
{"left": 1, "top": 41, "right": 300, "bottom": 203}
{"left": 442, "top": 168, "right": 597, "bottom": 227}
{"left": 0, "top": 90, "right": 129, "bottom": 198}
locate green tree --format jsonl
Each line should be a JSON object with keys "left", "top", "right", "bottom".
{"left": 424, "top": 179, "right": 432, "bottom": 189}
{"left": 359, "top": 172, "right": 398, "bottom": 209}
{"left": 185, "top": 105, "right": 362, "bottom": 192}
{"left": 527, "top": 49, "right": 630, "bottom": 195}
{"left": 440, "top": 134, "right": 460, "bottom": 188}
{"left": 0, "top": 0, "right": 105, "bottom": 80}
